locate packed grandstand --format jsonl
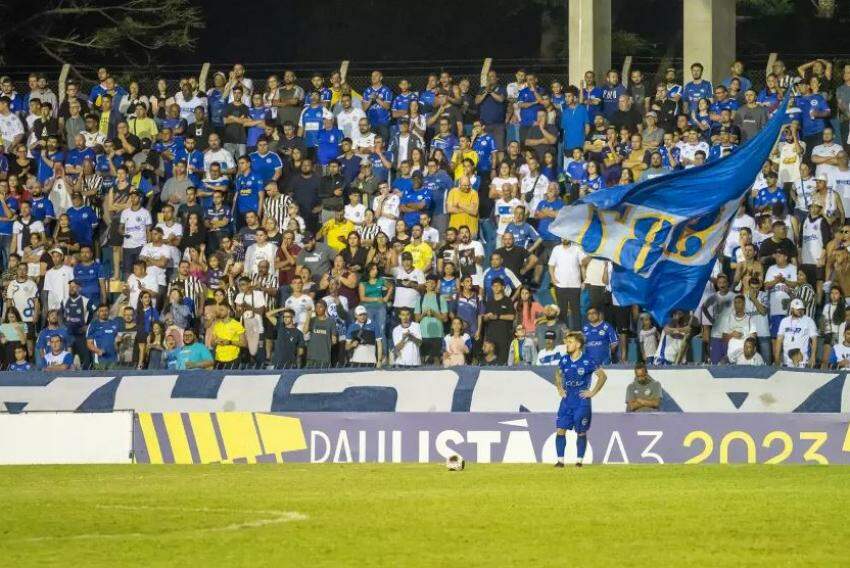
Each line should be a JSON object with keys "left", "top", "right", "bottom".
{"left": 0, "top": 57, "right": 846, "bottom": 371}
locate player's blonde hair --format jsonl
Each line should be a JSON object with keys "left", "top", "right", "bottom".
{"left": 565, "top": 331, "right": 585, "bottom": 347}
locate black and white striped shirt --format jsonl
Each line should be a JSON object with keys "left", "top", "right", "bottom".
{"left": 168, "top": 275, "right": 205, "bottom": 312}
{"left": 252, "top": 272, "right": 280, "bottom": 310}
{"left": 263, "top": 194, "right": 291, "bottom": 232}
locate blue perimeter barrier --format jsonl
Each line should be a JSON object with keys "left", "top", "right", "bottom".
{"left": 0, "top": 365, "right": 848, "bottom": 413}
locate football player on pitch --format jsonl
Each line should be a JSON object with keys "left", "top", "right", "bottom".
{"left": 554, "top": 331, "right": 607, "bottom": 467}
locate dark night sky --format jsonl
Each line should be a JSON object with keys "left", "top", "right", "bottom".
{"left": 8, "top": 0, "right": 850, "bottom": 75}
{"left": 188, "top": 0, "right": 850, "bottom": 72}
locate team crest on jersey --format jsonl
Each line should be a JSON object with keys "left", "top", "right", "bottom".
{"left": 577, "top": 367, "right": 586, "bottom": 375}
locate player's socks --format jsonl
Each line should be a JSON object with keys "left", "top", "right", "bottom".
{"left": 555, "top": 434, "right": 566, "bottom": 464}
{"left": 576, "top": 435, "right": 587, "bottom": 463}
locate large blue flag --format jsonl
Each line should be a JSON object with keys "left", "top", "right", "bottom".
{"left": 550, "top": 94, "right": 789, "bottom": 324}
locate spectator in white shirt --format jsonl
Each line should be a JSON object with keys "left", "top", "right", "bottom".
{"left": 774, "top": 298, "right": 818, "bottom": 367}
{"left": 203, "top": 133, "right": 236, "bottom": 175}
{"left": 391, "top": 307, "right": 422, "bottom": 367}
{"left": 732, "top": 337, "right": 766, "bottom": 365}
{"left": 548, "top": 239, "right": 586, "bottom": 329}
{"left": 335, "top": 93, "right": 367, "bottom": 140}
{"left": 244, "top": 228, "right": 278, "bottom": 276}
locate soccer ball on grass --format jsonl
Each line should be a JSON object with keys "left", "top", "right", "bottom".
{"left": 446, "top": 454, "right": 465, "bottom": 471}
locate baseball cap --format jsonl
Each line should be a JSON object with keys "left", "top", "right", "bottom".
{"left": 49, "top": 248, "right": 64, "bottom": 256}
{"left": 790, "top": 298, "right": 805, "bottom": 311}
{"left": 302, "top": 231, "right": 315, "bottom": 241}
{"left": 354, "top": 305, "right": 367, "bottom": 316}
{"left": 401, "top": 252, "right": 413, "bottom": 261}
{"left": 544, "top": 330, "right": 557, "bottom": 339}
{"left": 816, "top": 174, "right": 828, "bottom": 182}
{"left": 645, "top": 111, "right": 658, "bottom": 118}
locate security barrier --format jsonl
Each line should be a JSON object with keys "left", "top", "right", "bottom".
{"left": 0, "top": 366, "right": 847, "bottom": 413}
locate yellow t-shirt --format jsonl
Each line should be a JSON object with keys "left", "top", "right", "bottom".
{"left": 99, "top": 111, "right": 111, "bottom": 135}
{"left": 129, "top": 117, "right": 159, "bottom": 141}
{"left": 322, "top": 219, "right": 355, "bottom": 251}
{"left": 403, "top": 241, "right": 434, "bottom": 272}
{"left": 447, "top": 188, "right": 480, "bottom": 235}
{"left": 452, "top": 149, "right": 479, "bottom": 180}
{"left": 212, "top": 319, "right": 245, "bottom": 362}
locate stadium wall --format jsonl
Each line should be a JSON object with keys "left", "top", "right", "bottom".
{"left": 0, "top": 411, "right": 133, "bottom": 465}
{"left": 0, "top": 366, "right": 848, "bottom": 413}
{"left": 132, "top": 411, "right": 850, "bottom": 465}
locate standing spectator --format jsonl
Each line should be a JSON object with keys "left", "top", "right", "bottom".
{"left": 475, "top": 70, "right": 507, "bottom": 151}
{"left": 482, "top": 278, "right": 515, "bottom": 364}
{"left": 303, "top": 299, "right": 336, "bottom": 368}
{"left": 443, "top": 316, "right": 472, "bottom": 366}
{"left": 362, "top": 71, "right": 393, "bottom": 141}
{"left": 582, "top": 306, "right": 619, "bottom": 365}
{"left": 415, "top": 275, "right": 449, "bottom": 365}
{"left": 222, "top": 86, "right": 249, "bottom": 158}
{"left": 346, "top": 305, "right": 380, "bottom": 368}
{"left": 391, "top": 307, "right": 421, "bottom": 367}
{"left": 86, "top": 304, "right": 119, "bottom": 369}
{"left": 210, "top": 305, "right": 246, "bottom": 369}
{"left": 625, "top": 363, "right": 662, "bottom": 412}
{"left": 446, "top": 177, "right": 479, "bottom": 235}
{"left": 548, "top": 239, "right": 585, "bottom": 329}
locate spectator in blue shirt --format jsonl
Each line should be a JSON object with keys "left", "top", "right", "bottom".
{"left": 582, "top": 306, "right": 619, "bottom": 365}
{"left": 798, "top": 77, "right": 832, "bottom": 151}
{"left": 721, "top": 60, "right": 752, "bottom": 93}
{"left": 560, "top": 85, "right": 590, "bottom": 152}
{"left": 233, "top": 155, "right": 265, "bottom": 225}
{"left": 8, "top": 345, "right": 32, "bottom": 371}
{"left": 517, "top": 73, "right": 545, "bottom": 144}
{"left": 581, "top": 70, "right": 604, "bottom": 119}
{"left": 682, "top": 62, "right": 713, "bottom": 114}
{"left": 316, "top": 116, "right": 344, "bottom": 167}
{"left": 73, "top": 245, "right": 107, "bottom": 305}
{"left": 86, "top": 304, "right": 120, "bottom": 368}
{"left": 298, "top": 91, "right": 330, "bottom": 150}
{"left": 249, "top": 137, "right": 283, "bottom": 183}
{"left": 34, "top": 309, "right": 71, "bottom": 368}
{"left": 753, "top": 172, "right": 787, "bottom": 213}
{"left": 40, "top": 335, "right": 75, "bottom": 370}
{"left": 362, "top": 70, "right": 393, "bottom": 141}
{"left": 475, "top": 70, "right": 508, "bottom": 150}
{"left": 391, "top": 79, "right": 417, "bottom": 124}
{"left": 399, "top": 172, "right": 432, "bottom": 229}
{"left": 367, "top": 136, "right": 393, "bottom": 183}
{"left": 600, "top": 70, "right": 626, "bottom": 119}
{"left": 471, "top": 120, "right": 498, "bottom": 174}
{"left": 423, "top": 158, "right": 453, "bottom": 232}
{"left": 430, "top": 117, "right": 459, "bottom": 163}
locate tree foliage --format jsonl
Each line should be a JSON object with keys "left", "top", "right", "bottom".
{"left": 0, "top": 0, "right": 204, "bottom": 73}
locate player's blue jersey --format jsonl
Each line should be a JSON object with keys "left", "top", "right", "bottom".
{"left": 558, "top": 350, "right": 598, "bottom": 408}
{"left": 582, "top": 321, "right": 619, "bottom": 365}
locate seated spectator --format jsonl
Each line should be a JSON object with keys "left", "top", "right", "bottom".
{"left": 625, "top": 363, "right": 662, "bottom": 412}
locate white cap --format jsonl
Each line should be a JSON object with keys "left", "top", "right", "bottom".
{"left": 815, "top": 174, "right": 829, "bottom": 182}
{"left": 790, "top": 299, "right": 805, "bottom": 311}
{"left": 354, "top": 305, "right": 368, "bottom": 316}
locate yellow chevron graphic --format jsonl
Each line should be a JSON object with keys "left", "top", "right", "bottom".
{"left": 138, "top": 412, "right": 307, "bottom": 464}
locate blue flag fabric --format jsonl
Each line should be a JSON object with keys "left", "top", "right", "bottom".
{"left": 550, "top": 94, "right": 790, "bottom": 324}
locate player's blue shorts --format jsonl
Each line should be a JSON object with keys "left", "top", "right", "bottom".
{"left": 556, "top": 399, "right": 592, "bottom": 433}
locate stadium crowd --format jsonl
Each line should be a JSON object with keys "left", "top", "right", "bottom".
{"left": 0, "top": 57, "right": 849, "bottom": 371}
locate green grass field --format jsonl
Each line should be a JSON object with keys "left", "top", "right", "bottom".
{"left": 0, "top": 465, "right": 848, "bottom": 566}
